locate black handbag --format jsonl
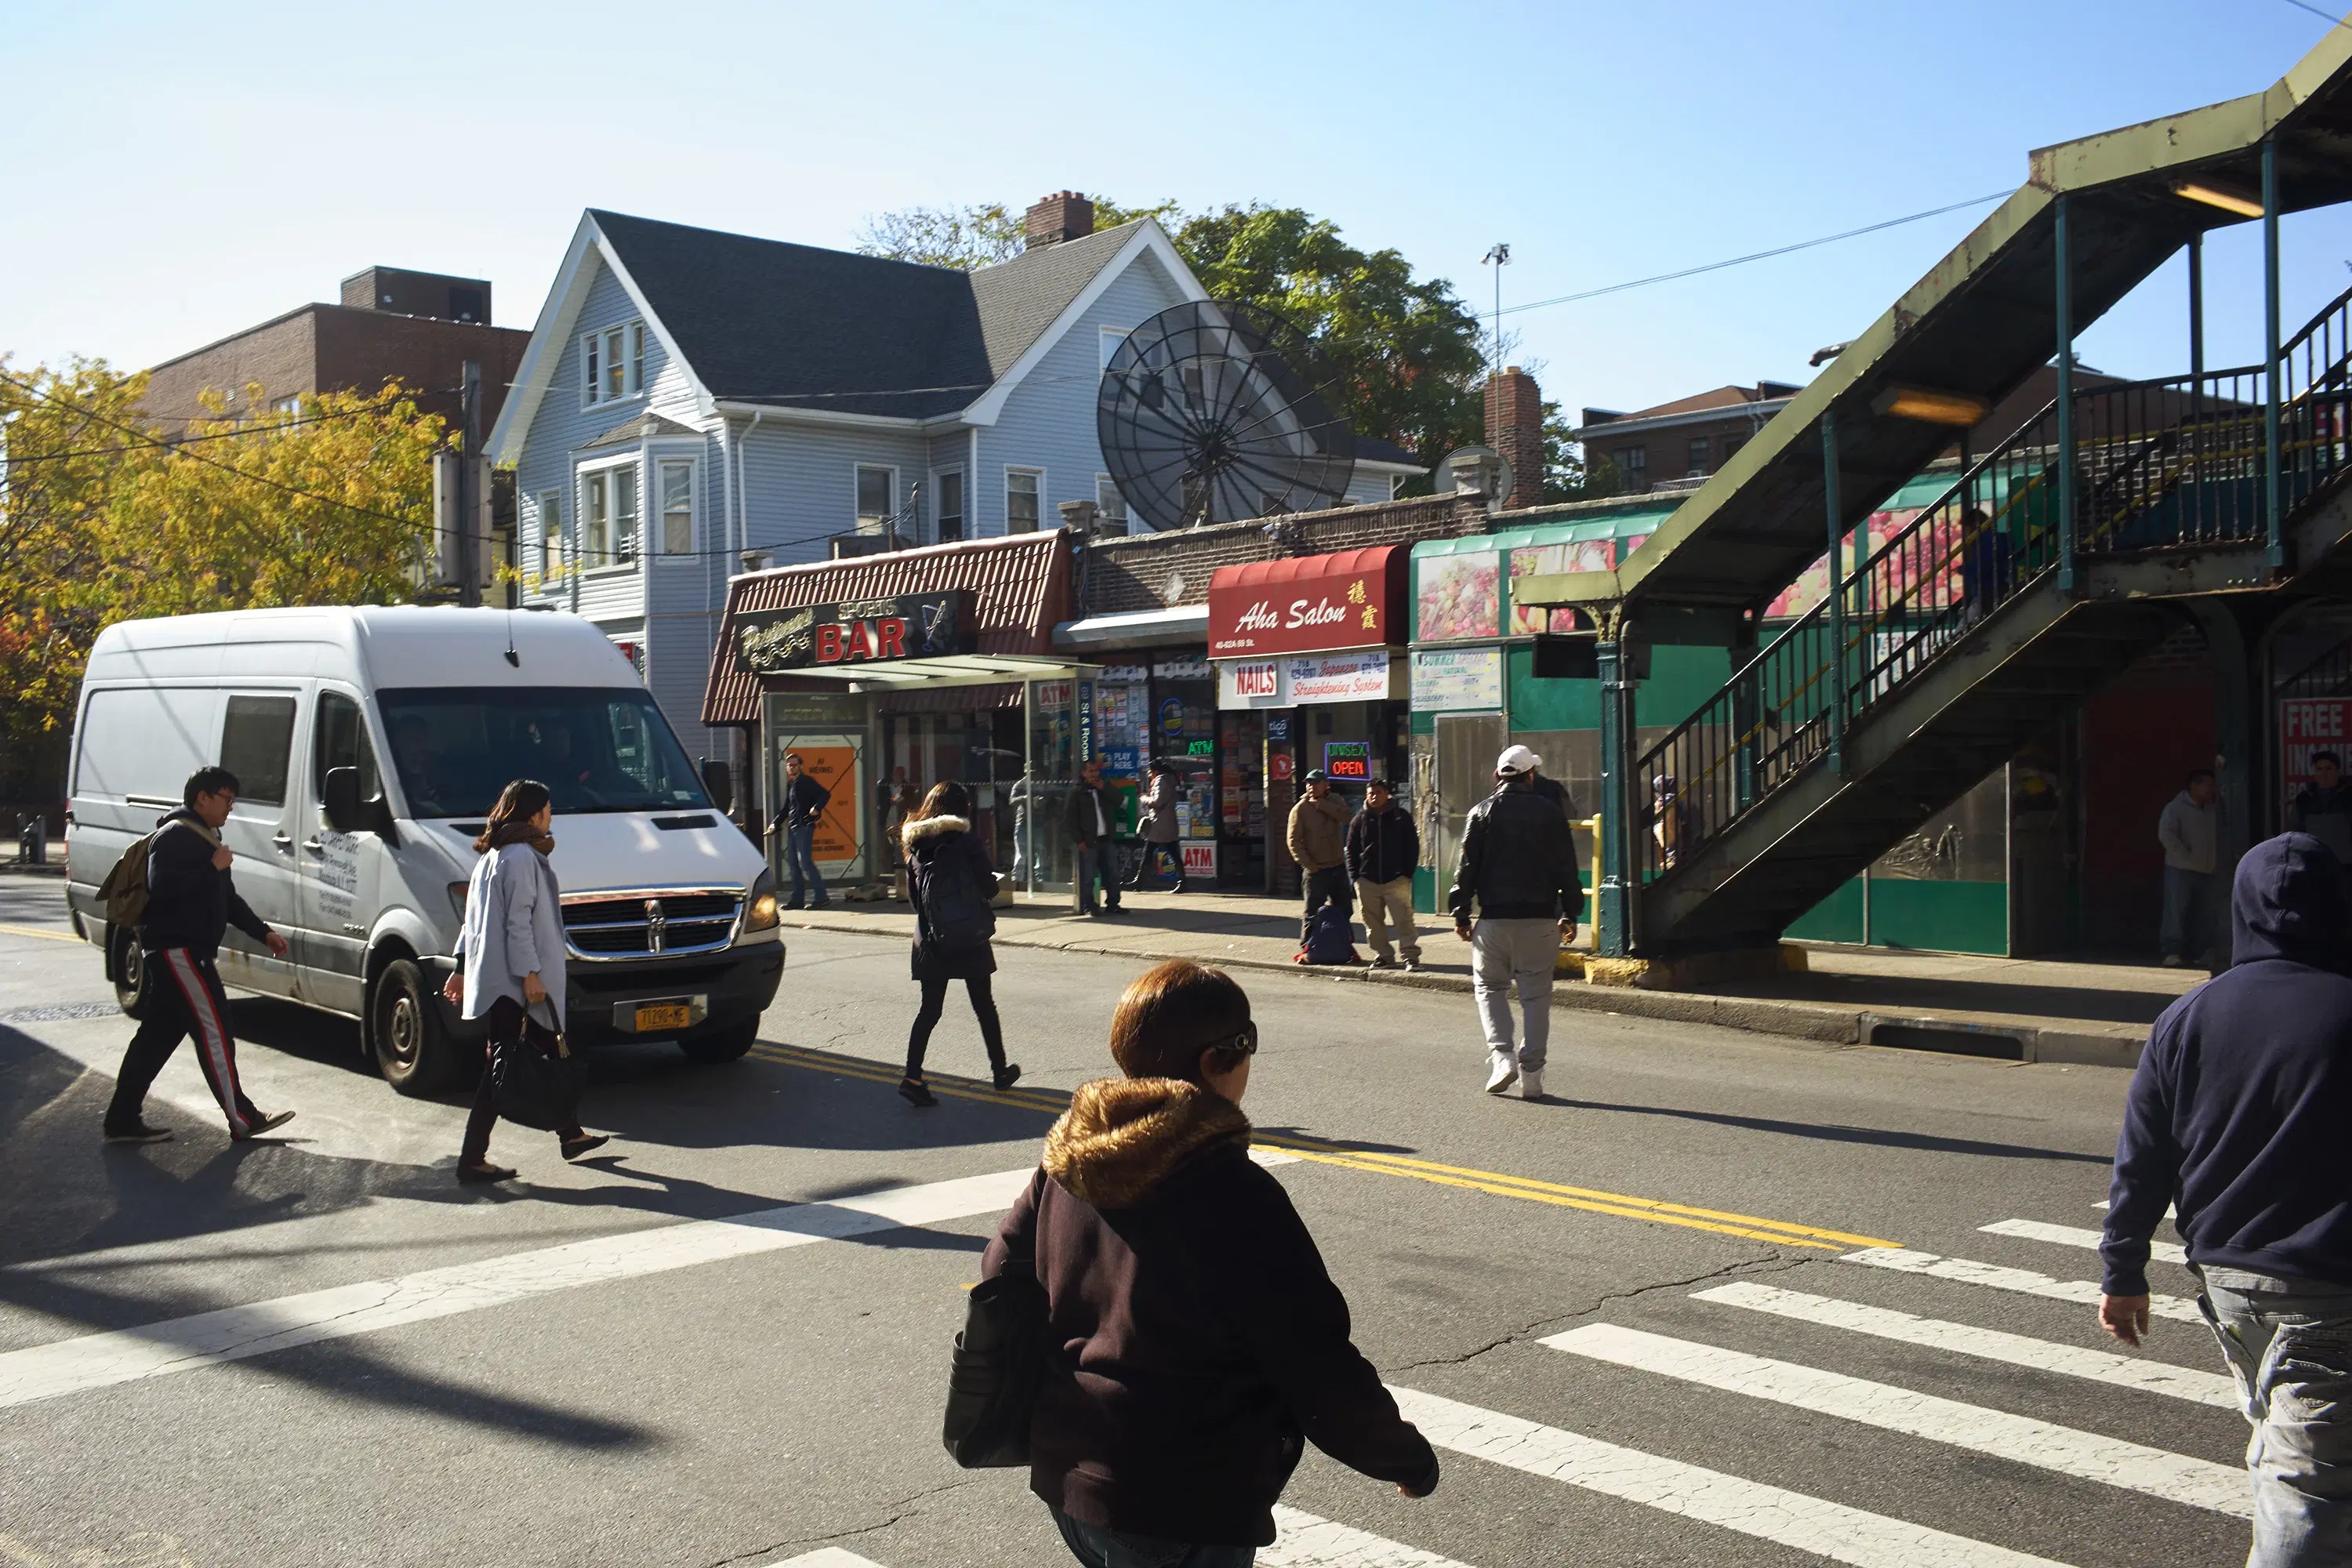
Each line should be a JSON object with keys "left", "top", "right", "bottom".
{"left": 490, "top": 1005, "right": 583, "bottom": 1131}
{"left": 942, "top": 1269, "right": 1052, "bottom": 1468}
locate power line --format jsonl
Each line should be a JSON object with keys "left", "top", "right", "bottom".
{"left": 2278, "top": 0, "right": 2352, "bottom": 30}
{"left": 2, "top": 395, "right": 420, "bottom": 465}
{"left": 1497, "top": 191, "right": 2013, "bottom": 317}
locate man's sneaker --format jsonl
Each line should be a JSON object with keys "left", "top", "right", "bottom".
{"left": 231, "top": 1109, "right": 296, "bottom": 1142}
{"left": 1519, "top": 1069, "right": 1545, "bottom": 1102}
{"left": 1370, "top": 956, "right": 1396, "bottom": 970}
{"left": 103, "top": 1120, "right": 172, "bottom": 1145}
{"left": 2161, "top": 954, "right": 2186, "bottom": 967}
{"left": 1484, "top": 1054, "right": 1519, "bottom": 1094}
{"left": 1401, "top": 957, "right": 1421, "bottom": 973}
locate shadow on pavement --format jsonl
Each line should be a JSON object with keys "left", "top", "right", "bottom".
{"left": 1553, "top": 1093, "right": 2114, "bottom": 1165}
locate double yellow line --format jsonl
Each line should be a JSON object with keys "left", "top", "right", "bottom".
{"left": 750, "top": 1042, "right": 1897, "bottom": 1253}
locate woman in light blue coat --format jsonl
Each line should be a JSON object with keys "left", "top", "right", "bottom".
{"left": 441, "top": 779, "right": 608, "bottom": 1183}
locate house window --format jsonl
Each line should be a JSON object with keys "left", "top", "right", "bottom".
{"left": 658, "top": 460, "right": 694, "bottom": 557}
{"left": 856, "top": 466, "right": 897, "bottom": 535}
{"left": 935, "top": 470, "right": 965, "bottom": 543}
{"left": 1100, "top": 328, "right": 1130, "bottom": 369}
{"left": 580, "top": 462, "right": 639, "bottom": 566}
{"left": 1617, "top": 446, "right": 1648, "bottom": 488}
{"left": 1687, "top": 436, "right": 1711, "bottom": 476}
{"left": 536, "top": 488, "right": 563, "bottom": 583}
{"left": 271, "top": 395, "right": 302, "bottom": 419}
{"left": 583, "top": 321, "right": 645, "bottom": 406}
{"left": 1722, "top": 433, "right": 1748, "bottom": 463}
{"left": 1095, "top": 474, "right": 1127, "bottom": 530}
{"left": 1006, "top": 468, "right": 1042, "bottom": 534}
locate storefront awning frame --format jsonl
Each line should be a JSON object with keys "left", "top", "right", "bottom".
{"left": 766, "top": 652, "right": 1099, "bottom": 691}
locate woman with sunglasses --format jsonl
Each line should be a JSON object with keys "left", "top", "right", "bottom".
{"left": 981, "top": 959, "right": 1438, "bottom": 1566}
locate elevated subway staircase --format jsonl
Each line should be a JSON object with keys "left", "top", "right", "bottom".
{"left": 1632, "top": 288, "right": 2352, "bottom": 955}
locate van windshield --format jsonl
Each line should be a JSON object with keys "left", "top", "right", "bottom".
{"left": 377, "top": 688, "right": 712, "bottom": 818}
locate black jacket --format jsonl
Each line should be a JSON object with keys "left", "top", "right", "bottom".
{"left": 140, "top": 809, "right": 272, "bottom": 956}
{"left": 1065, "top": 781, "right": 1114, "bottom": 847}
{"left": 983, "top": 1078, "right": 1438, "bottom": 1548}
{"left": 769, "top": 774, "right": 831, "bottom": 833}
{"left": 1345, "top": 803, "right": 1419, "bottom": 885}
{"left": 2104, "top": 834, "right": 2352, "bottom": 1296}
{"left": 903, "top": 814, "right": 998, "bottom": 982}
{"left": 1447, "top": 782, "right": 1580, "bottom": 923}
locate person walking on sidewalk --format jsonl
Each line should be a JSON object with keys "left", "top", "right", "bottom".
{"left": 981, "top": 959, "right": 1439, "bottom": 1566}
{"left": 898, "top": 781, "right": 1021, "bottom": 1106}
{"left": 441, "top": 779, "right": 608, "bottom": 1182}
{"left": 103, "top": 766, "right": 296, "bottom": 1145}
{"left": 1347, "top": 776, "right": 1421, "bottom": 971}
{"left": 2158, "top": 767, "right": 2222, "bottom": 967}
{"left": 1448, "top": 745, "right": 1580, "bottom": 1102}
{"left": 2100, "top": 833, "right": 2352, "bottom": 1565}
{"left": 1287, "top": 769, "right": 1352, "bottom": 942}
{"left": 1131, "top": 760, "right": 1185, "bottom": 892}
{"left": 1067, "top": 758, "right": 1122, "bottom": 917}
{"left": 765, "top": 752, "right": 831, "bottom": 910}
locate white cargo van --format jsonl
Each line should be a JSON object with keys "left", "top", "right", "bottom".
{"left": 64, "top": 606, "right": 784, "bottom": 1094}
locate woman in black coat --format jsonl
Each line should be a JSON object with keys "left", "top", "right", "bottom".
{"left": 899, "top": 781, "right": 1021, "bottom": 1105}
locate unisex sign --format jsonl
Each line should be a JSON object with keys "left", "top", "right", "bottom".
{"left": 733, "top": 591, "right": 973, "bottom": 674}
{"left": 1207, "top": 546, "right": 1406, "bottom": 657}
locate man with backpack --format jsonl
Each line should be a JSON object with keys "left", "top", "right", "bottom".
{"left": 102, "top": 765, "right": 296, "bottom": 1145}
{"left": 1449, "top": 746, "right": 1581, "bottom": 1102}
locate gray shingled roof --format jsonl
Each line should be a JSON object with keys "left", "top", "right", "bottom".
{"left": 967, "top": 221, "right": 1147, "bottom": 379}
{"left": 579, "top": 412, "right": 702, "bottom": 449}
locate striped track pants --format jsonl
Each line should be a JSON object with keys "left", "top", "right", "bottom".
{"left": 107, "top": 949, "right": 260, "bottom": 1135}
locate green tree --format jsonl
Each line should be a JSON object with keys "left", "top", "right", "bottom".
{"left": 855, "top": 198, "right": 1181, "bottom": 270}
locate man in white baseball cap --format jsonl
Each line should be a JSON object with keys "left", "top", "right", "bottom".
{"left": 1446, "top": 744, "right": 1581, "bottom": 1099}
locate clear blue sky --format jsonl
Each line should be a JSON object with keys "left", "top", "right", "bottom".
{"left": 8, "top": 1, "right": 2350, "bottom": 425}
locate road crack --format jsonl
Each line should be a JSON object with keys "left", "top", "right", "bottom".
{"left": 704, "top": 1477, "right": 978, "bottom": 1566}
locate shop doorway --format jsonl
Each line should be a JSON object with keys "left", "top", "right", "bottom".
{"left": 766, "top": 728, "right": 869, "bottom": 887}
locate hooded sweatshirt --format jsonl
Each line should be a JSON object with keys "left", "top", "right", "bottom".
{"left": 2103, "top": 833, "right": 2352, "bottom": 1296}
{"left": 981, "top": 1077, "right": 1438, "bottom": 1547}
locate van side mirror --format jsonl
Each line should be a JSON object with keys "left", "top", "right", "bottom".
{"left": 323, "top": 768, "right": 363, "bottom": 833}
{"left": 701, "top": 758, "right": 733, "bottom": 815}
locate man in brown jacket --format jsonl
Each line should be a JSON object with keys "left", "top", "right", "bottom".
{"left": 1287, "top": 769, "right": 1353, "bottom": 941}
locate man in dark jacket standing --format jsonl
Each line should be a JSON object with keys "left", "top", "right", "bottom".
{"left": 1448, "top": 745, "right": 1580, "bottom": 1101}
{"left": 2101, "top": 833, "right": 2352, "bottom": 1563}
{"left": 1066, "top": 758, "right": 1121, "bottom": 917}
{"left": 104, "top": 766, "right": 295, "bottom": 1145}
{"left": 764, "top": 751, "right": 831, "bottom": 909}
{"left": 1347, "top": 777, "right": 1421, "bottom": 971}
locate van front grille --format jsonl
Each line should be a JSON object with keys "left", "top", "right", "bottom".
{"left": 561, "top": 891, "right": 740, "bottom": 958}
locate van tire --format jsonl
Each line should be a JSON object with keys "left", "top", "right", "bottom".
{"left": 371, "top": 957, "right": 459, "bottom": 1095}
{"left": 680, "top": 1019, "right": 758, "bottom": 1065}
{"left": 111, "top": 927, "right": 154, "bottom": 1020}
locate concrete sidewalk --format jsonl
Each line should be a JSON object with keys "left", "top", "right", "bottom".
{"left": 782, "top": 886, "right": 2200, "bottom": 1069}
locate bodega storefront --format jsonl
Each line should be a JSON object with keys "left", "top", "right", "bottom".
{"left": 702, "top": 532, "right": 1098, "bottom": 896}
{"left": 1207, "top": 545, "right": 1410, "bottom": 895}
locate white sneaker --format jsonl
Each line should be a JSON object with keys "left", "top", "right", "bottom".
{"left": 1484, "top": 1054, "right": 1519, "bottom": 1094}
{"left": 1519, "top": 1068, "right": 1544, "bottom": 1101}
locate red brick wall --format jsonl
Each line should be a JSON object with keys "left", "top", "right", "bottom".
{"left": 141, "top": 310, "right": 320, "bottom": 430}
{"left": 1484, "top": 368, "right": 1544, "bottom": 509}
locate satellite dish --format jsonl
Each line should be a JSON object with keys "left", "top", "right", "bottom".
{"left": 1433, "top": 445, "right": 1512, "bottom": 510}
{"left": 1098, "top": 300, "right": 1356, "bottom": 532}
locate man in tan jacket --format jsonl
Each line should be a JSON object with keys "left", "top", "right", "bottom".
{"left": 1287, "top": 769, "right": 1354, "bottom": 941}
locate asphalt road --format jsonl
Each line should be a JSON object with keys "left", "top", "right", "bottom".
{"left": 0, "top": 877, "right": 2246, "bottom": 1568}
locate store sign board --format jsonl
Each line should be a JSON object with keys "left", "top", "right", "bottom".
{"left": 1182, "top": 843, "right": 1218, "bottom": 878}
{"left": 1324, "top": 740, "right": 1373, "bottom": 782}
{"left": 1209, "top": 555, "right": 1399, "bottom": 657}
{"left": 1216, "top": 650, "right": 1396, "bottom": 709}
{"left": 733, "top": 591, "right": 973, "bottom": 674}
{"left": 1153, "top": 653, "right": 1213, "bottom": 680}
{"left": 1411, "top": 647, "right": 1503, "bottom": 712}
{"left": 2282, "top": 699, "right": 2352, "bottom": 789}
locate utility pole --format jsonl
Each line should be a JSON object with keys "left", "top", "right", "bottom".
{"left": 458, "top": 359, "right": 482, "bottom": 608}
{"left": 1483, "top": 244, "right": 1511, "bottom": 372}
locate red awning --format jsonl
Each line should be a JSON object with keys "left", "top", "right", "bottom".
{"left": 1206, "top": 544, "right": 1407, "bottom": 659}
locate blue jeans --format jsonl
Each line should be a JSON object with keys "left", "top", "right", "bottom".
{"left": 783, "top": 823, "right": 826, "bottom": 906}
{"left": 1051, "top": 1507, "right": 1254, "bottom": 1568}
{"left": 2201, "top": 1275, "right": 2352, "bottom": 1565}
{"left": 1077, "top": 837, "right": 1120, "bottom": 913}
{"left": 2161, "top": 865, "right": 2219, "bottom": 961}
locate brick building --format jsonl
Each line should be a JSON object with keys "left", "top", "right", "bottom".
{"left": 1579, "top": 381, "right": 1805, "bottom": 494}
{"left": 142, "top": 265, "right": 529, "bottom": 436}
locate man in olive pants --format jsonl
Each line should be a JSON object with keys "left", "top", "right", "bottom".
{"left": 1447, "top": 746, "right": 1580, "bottom": 1102}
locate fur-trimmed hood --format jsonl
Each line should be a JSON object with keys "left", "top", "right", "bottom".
{"left": 1042, "top": 1076, "right": 1252, "bottom": 1210}
{"left": 902, "top": 813, "right": 969, "bottom": 852}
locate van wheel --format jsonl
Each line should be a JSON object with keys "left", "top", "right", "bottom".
{"left": 680, "top": 1019, "right": 758, "bottom": 1065}
{"left": 112, "top": 929, "right": 154, "bottom": 1020}
{"left": 371, "top": 957, "right": 459, "bottom": 1095}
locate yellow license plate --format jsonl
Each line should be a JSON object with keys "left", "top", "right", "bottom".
{"left": 635, "top": 1004, "right": 693, "bottom": 1032}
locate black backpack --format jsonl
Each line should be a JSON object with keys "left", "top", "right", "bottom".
{"left": 919, "top": 839, "right": 997, "bottom": 951}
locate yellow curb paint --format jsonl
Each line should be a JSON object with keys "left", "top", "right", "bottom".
{"left": 0, "top": 923, "right": 82, "bottom": 945}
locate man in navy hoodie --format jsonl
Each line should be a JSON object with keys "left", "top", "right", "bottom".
{"left": 2102, "top": 833, "right": 2352, "bottom": 1563}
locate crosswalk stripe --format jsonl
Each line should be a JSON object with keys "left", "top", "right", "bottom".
{"left": 1693, "top": 1282, "right": 2238, "bottom": 1407}
{"left": 1390, "top": 1385, "right": 2069, "bottom": 1567}
{"left": 1541, "top": 1323, "right": 2247, "bottom": 1517}
{"left": 1266, "top": 1504, "right": 1478, "bottom": 1566}
{"left": 1981, "top": 1218, "right": 2187, "bottom": 1266}
{"left": 762, "top": 1552, "right": 887, "bottom": 1568}
{"left": 1841, "top": 1247, "right": 2206, "bottom": 1323}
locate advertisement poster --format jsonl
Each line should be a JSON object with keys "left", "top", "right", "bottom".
{"left": 2282, "top": 699, "right": 2352, "bottom": 797}
{"left": 785, "top": 740, "right": 863, "bottom": 867}
{"left": 1508, "top": 539, "right": 1646, "bottom": 634}
{"left": 1416, "top": 552, "right": 1500, "bottom": 642}
{"left": 1759, "top": 510, "right": 1969, "bottom": 621}
{"left": 1410, "top": 648, "right": 1504, "bottom": 712}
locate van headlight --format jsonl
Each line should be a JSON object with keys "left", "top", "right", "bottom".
{"left": 744, "top": 870, "right": 781, "bottom": 931}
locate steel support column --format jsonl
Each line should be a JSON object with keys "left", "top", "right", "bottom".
{"left": 1596, "top": 613, "right": 1632, "bottom": 957}
{"left": 2056, "top": 194, "right": 2078, "bottom": 593}
{"left": 2264, "top": 137, "right": 2285, "bottom": 572}
{"left": 1822, "top": 409, "right": 1847, "bottom": 772}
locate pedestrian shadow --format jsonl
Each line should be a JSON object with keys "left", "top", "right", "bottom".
{"left": 1550, "top": 1094, "right": 2114, "bottom": 1165}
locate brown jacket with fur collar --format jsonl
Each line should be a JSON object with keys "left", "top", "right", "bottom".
{"left": 982, "top": 1076, "right": 1437, "bottom": 1547}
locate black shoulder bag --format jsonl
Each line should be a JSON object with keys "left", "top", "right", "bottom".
{"left": 942, "top": 1266, "right": 1053, "bottom": 1468}
{"left": 491, "top": 1002, "right": 583, "bottom": 1131}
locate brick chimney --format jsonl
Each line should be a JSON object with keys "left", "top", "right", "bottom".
{"left": 1025, "top": 191, "right": 1095, "bottom": 249}
{"left": 1483, "top": 366, "right": 1544, "bottom": 510}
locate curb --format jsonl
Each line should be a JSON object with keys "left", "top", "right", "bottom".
{"left": 778, "top": 913, "right": 2147, "bottom": 1067}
